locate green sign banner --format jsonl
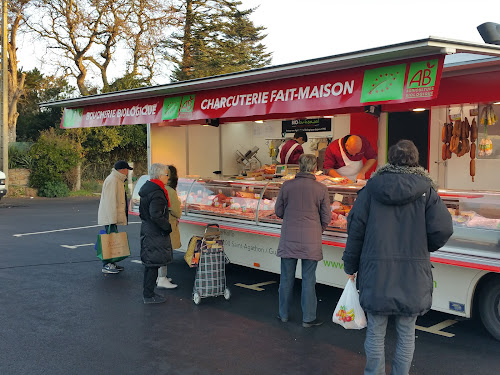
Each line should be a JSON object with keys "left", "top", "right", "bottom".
{"left": 361, "top": 58, "right": 441, "bottom": 103}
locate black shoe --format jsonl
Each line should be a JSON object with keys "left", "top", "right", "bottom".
{"left": 113, "top": 263, "right": 124, "bottom": 271}
{"left": 302, "top": 319, "right": 323, "bottom": 328}
{"left": 276, "top": 314, "right": 288, "bottom": 323}
{"left": 143, "top": 293, "right": 166, "bottom": 304}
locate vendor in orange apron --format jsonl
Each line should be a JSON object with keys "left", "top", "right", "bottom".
{"left": 323, "top": 135, "right": 377, "bottom": 182}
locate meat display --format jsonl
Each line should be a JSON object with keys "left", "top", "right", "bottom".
{"left": 442, "top": 116, "right": 478, "bottom": 182}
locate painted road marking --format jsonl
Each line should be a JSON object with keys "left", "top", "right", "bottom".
{"left": 13, "top": 222, "right": 141, "bottom": 237}
{"left": 235, "top": 281, "right": 276, "bottom": 291}
{"left": 61, "top": 243, "right": 94, "bottom": 249}
{"left": 416, "top": 319, "right": 457, "bottom": 337}
{"left": 131, "top": 260, "right": 142, "bottom": 264}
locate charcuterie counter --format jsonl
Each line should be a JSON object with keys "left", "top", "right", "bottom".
{"left": 130, "top": 176, "right": 500, "bottom": 269}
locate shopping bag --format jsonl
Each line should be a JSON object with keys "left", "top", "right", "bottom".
{"left": 332, "top": 279, "right": 367, "bottom": 329}
{"left": 184, "top": 235, "right": 202, "bottom": 267}
{"left": 96, "top": 228, "right": 130, "bottom": 263}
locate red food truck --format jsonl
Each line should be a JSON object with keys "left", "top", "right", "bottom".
{"left": 43, "top": 37, "right": 500, "bottom": 340}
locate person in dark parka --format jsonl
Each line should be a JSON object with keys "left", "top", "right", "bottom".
{"left": 342, "top": 140, "right": 453, "bottom": 375}
{"left": 139, "top": 163, "right": 173, "bottom": 304}
{"left": 275, "top": 154, "right": 331, "bottom": 327}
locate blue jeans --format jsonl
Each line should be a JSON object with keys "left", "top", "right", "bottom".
{"left": 364, "top": 313, "right": 417, "bottom": 375}
{"left": 278, "top": 258, "right": 318, "bottom": 323}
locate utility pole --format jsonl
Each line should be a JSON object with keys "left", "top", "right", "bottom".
{"left": 0, "top": 0, "right": 7, "bottom": 187}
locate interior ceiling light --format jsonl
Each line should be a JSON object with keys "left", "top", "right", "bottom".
{"left": 493, "top": 102, "right": 500, "bottom": 105}
{"left": 413, "top": 108, "right": 426, "bottom": 112}
{"left": 254, "top": 120, "right": 264, "bottom": 123}
{"left": 323, "top": 115, "right": 335, "bottom": 118}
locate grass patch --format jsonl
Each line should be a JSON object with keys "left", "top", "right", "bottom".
{"left": 69, "top": 180, "right": 103, "bottom": 197}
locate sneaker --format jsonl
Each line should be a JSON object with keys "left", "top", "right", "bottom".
{"left": 302, "top": 319, "right": 323, "bottom": 328}
{"left": 276, "top": 314, "right": 288, "bottom": 323}
{"left": 143, "top": 293, "right": 166, "bottom": 304}
{"left": 157, "top": 277, "right": 178, "bottom": 289}
{"left": 102, "top": 263, "right": 120, "bottom": 274}
{"left": 113, "top": 263, "right": 124, "bottom": 271}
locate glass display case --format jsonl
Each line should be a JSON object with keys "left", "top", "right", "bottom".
{"left": 130, "top": 177, "right": 500, "bottom": 250}
{"left": 179, "top": 177, "right": 361, "bottom": 234}
{"left": 184, "top": 179, "right": 268, "bottom": 222}
{"left": 440, "top": 190, "right": 500, "bottom": 256}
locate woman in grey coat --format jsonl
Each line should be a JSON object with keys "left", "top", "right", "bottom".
{"left": 275, "top": 154, "right": 331, "bottom": 327}
{"left": 343, "top": 140, "right": 453, "bottom": 375}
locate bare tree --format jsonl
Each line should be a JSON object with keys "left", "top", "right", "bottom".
{"left": 6, "top": 1, "right": 33, "bottom": 142}
{"left": 26, "top": 0, "right": 176, "bottom": 96}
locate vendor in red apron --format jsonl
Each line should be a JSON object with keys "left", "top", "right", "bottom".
{"left": 323, "top": 135, "right": 377, "bottom": 182}
{"left": 279, "top": 131, "right": 307, "bottom": 164}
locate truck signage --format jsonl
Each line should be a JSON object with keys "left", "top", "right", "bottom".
{"left": 60, "top": 56, "right": 444, "bottom": 129}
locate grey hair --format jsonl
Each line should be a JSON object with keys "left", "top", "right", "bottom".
{"left": 149, "top": 163, "right": 169, "bottom": 179}
{"left": 388, "top": 140, "right": 419, "bottom": 167}
{"left": 299, "top": 154, "right": 317, "bottom": 173}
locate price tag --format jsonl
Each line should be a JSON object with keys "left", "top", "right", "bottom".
{"left": 334, "top": 193, "right": 343, "bottom": 202}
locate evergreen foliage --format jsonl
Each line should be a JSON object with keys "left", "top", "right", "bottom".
{"left": 16, "top": 69, "right": 73, "bottom": 142}
{"left": 167, "top": 0, "right": 272, "bottom": 81}
{"left": 28, "top": 129, "right": 82, "bottom": 192}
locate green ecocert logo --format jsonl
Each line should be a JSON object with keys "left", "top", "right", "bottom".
{"left": 62, "top": 108, "right": 83, "bottom": 128}
{"left": 361, "top": 64, "right": 406, "bottom": 103}
{"left": 162, "top": 95, "right": 195, "bottom": 120}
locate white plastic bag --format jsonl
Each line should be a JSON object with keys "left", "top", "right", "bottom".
{"left": 332, "top": 279, "right": 367, "bottom": 329}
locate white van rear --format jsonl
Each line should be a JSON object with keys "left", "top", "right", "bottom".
{"left": 0, "top": 170, "right": 6, "bottom": 201}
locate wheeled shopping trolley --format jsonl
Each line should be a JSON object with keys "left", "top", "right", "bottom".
{"left": 192, "top": 224, "right": 231, "bottom": 305}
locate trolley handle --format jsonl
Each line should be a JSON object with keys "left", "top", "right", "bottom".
{"left": 204, "top": 223, "right": 221, "bottom": 237}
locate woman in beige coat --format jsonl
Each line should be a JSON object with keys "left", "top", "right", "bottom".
{"left": 157, "top": 165, "right": 182, "bottom": 289}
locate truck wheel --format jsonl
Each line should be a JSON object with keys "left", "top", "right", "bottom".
{"left": 479, "top": 278, "right": 500, "bottom": 341}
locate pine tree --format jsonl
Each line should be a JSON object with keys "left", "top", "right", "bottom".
{"left": 167, "top": 0, "right": 272, "bottom": 81}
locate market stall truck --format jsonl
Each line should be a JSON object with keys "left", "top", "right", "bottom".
{"left": 130, "top": 177, "right": 500, "bottom": 341}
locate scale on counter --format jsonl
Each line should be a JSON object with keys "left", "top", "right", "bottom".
{"left": 274, "top": 164, "right": 299, "bottom": 176}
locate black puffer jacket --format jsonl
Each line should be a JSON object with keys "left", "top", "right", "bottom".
{"left": 139, "top": 180, "right": 173, "bottom": 267}
{"left": 342, "top": 165, "right": 453, "bottom": 316}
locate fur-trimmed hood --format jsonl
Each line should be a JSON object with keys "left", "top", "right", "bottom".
{"left": 366, "top": 164, "right": 437, "bottom": 206}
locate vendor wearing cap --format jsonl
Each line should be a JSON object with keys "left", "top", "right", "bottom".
{"left": 279, "top": 131, "right": 308, "bottom": 164}
{"left": 323, "top": 135, "right": 377, "bottom": 182}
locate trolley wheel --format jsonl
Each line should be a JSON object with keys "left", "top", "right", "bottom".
{"left": 193, "top": 292, "right": 201, "bottom": 305}
{"left": 479, "top": 277, "right": 500, "bottom": 341}
{"left": 224, "top": 288, "right": 231, "bottom": 300}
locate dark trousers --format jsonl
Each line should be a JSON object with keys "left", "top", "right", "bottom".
{"left": 143, "top": 266, "right": 159, "bottom": 298}
{"left": 102, "top": 224, "right": 118, "bottom": 266}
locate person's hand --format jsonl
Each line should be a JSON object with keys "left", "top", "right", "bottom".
{"left": 356, "top": 172, "right": 365, "bottom": 181}
{"left": 347, "top": 273, "right": 356, "bottom": 281}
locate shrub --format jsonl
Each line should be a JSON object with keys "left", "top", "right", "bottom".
{"left": 28, "top": 128, "right": 81, "bottom": 190}
{"left": 38, "top": 180, "right": 70, "bottom": 198}
{"left": 8, "top": 142, "right": 34, "bottom": 169}
{"left": 81, "top": 180, "right": 102, "bottom": 193}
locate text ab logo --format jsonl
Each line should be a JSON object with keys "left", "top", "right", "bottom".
{"left": 162, "top": 95, "right": 196, "bottom": 120}
{"left": 360, "top": 63, "right": 406, "bottom": 103}
{"left": 407, "top": 60, "right": 438, "bottom": 89}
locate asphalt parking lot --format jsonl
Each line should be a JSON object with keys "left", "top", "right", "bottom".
{"left": 1, "top": 197, "right": 500, "bottom": 375}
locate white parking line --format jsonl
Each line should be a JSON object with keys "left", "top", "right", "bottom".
{"left": 235, "top": 281, "right": 276, "bottom": 291}
{"left": 13, "top": 222, "right": 141, "bottom": 237}
{"left": 416, "top": 319, "right": 457, "bottom": 337}
{"left": 61, "top": 243, "right": 95, "bottom": 249}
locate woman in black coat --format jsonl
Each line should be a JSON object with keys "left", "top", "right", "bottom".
{"left": 342, "top": 140, "right": 453, "bottom": 375}
{"left": 139, "top": 163, "right": 173, "bottom": 304}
